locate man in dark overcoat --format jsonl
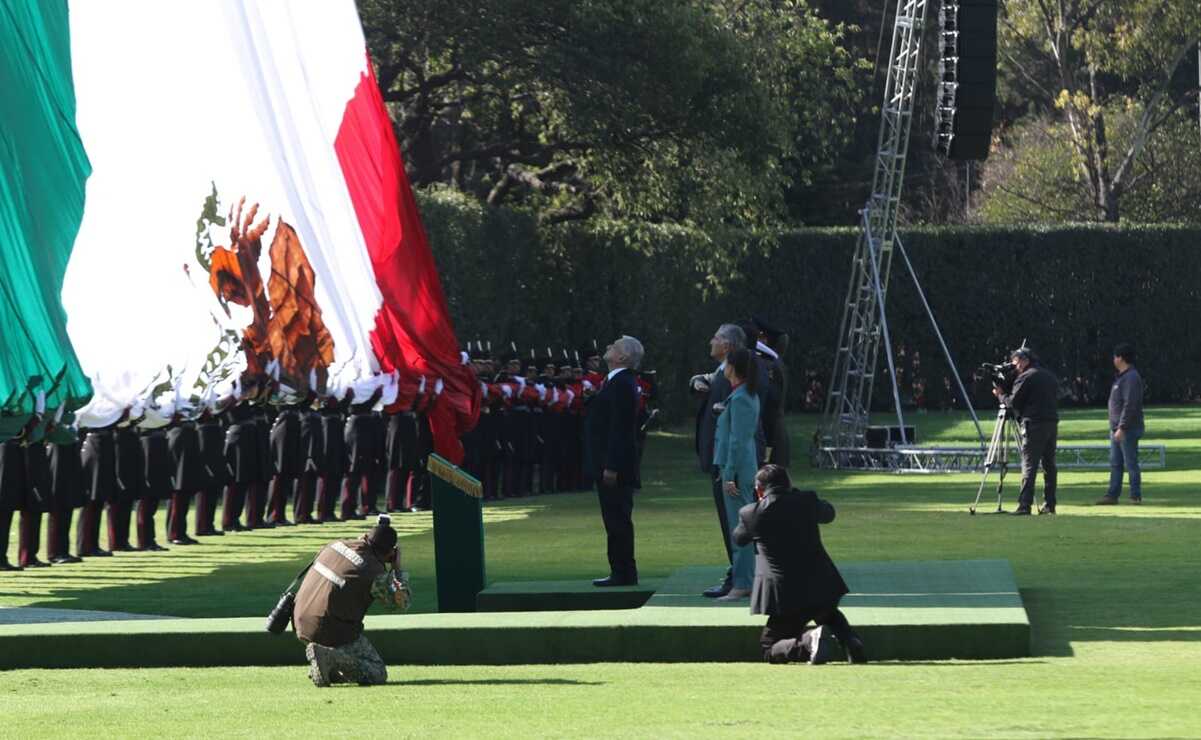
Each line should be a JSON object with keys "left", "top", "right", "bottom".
{"left": 733, "top": 464, "right": 866, "bottom": 664}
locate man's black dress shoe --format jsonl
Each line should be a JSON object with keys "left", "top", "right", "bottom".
{"left": 84, "top": 548, "right": 113, "bottom": 557}
{"left": 169, "top": 537, "right": 200, "bottom": 546}
{"left": 1038, "top": 504, "right": 1056, "bottom": 515}
{"left": 21, "top": 559, "right": 51, "bottom": 568}
{"left": 139, "top": 543, "right": 169, "bottom": 552}
{"left": 593, "top": 575, "right": 637, "bottom": 587}
{"left": 50, "top": 555, "right": 82, "bottom": 565}
{"left": 842, "top": 635, "right": 869, "bottom": 664}
{"left": 0, "top": 561, "right": 23, "bottom": 571}
{"left": 196, "top": 529, "right": 225, "bottom": 536}
{"left": 111, "top": 544, "right": 137, "bottom": 553}
{"left": 802, "top": 626, "right": 836, "bottom": 665}
{"left": 1011, "top": 507, "right": 1032, "bottom": 516}
{"left": 702, "top": 581, "right": 733, "bottom": 598}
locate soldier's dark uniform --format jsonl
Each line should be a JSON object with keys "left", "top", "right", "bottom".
{"left": 194, "top": 407, "right": 228, "bottom": 536}
{"left": 165, "top": 418, "right": 204, "bottom": 544}
{"left": 0, "top": 432, "right": 28, "bottom": 570}
{"left": 266, "top": 401, "right": 303, "bottom": 527}
{"left": 341, "top": 389, "right": 383, "bottom": 520}
{"left": 108, "top": 423, "right": 140, "bottom": 551}
{"left": 46, "top": 424, "right": 84, "bottom": 563}
{"left": 18, "top": 430, "right": 52, "bottom": 567}
{"left": 382, "top": 379, "right": 420, "bottom": 512}
{"left": 137, "top": 424, "right": 172, "bottom": 551}
{"left": 294, "top": 398, "right": 325, "bottom": 524}
{"left": 80, "top": 423, "right": 119, "bottom": 557}
{"left": 247, "top": 403, "right": 273, "bottom": 528}
{"left": 752, "top": 317, "right": 791, "bottom": 468}
{"left": 316, "top": 397, "right": 347, "bottom": 522}
{"left": 222, "top": 399, "right": 261, "bottom": 532}
{"left": 407, "top": 385, "right": 435, "bottom": 511}
{"left": 478, "top": 364, "right": 505, "bottom": 501}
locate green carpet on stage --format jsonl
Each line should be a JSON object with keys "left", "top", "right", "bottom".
{"left": 0, "top": 560, "right": 1028, "bottom": 668}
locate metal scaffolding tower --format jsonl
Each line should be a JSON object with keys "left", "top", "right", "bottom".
{"left": 820, "top": 0, "right": 930, "bottom": 453}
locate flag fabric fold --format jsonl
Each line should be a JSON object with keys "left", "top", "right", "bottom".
{"left": 0, "top": 0, "right": 93, "bottom": 434}
{"left": 50, "top": 0, "right": 478, "bottom": 459}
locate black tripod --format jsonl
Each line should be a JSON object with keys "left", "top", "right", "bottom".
{"left": 970, "top": 402, "right": 1023, "bottom": 514}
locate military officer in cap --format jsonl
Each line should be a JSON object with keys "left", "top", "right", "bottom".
{"left": 751, "top": 316, "right": 791, "bottom": 468}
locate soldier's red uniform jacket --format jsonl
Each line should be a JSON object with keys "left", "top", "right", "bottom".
{"left": 636, "top": 375, "right": 654, "bottom": 415}
{"left": 517, "top": 382, "right": 541, "bottom": 409}
{"left": 382, "top": 375, "right": 422, "bottom": 416}
{"left": 582, "top": 371, "right": 605, "bottom": 399}
{"left": 568, "top": 380, "right": 585, "bottom": 415}
{"left": 549, "top": 384, "right": 570, "bottom": 414}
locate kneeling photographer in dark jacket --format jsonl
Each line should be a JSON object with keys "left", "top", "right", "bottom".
{"left": 292, "top": 515, "right": 410, "bottom": 686}
{"left": 993, "top": 346, "right": 1059, "bottom": 515}
{"left": 733, "top": 465, "right": 866, "bottom": 664}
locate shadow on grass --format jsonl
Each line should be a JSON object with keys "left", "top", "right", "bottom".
{"left": 869, "top": 660, "right": 1048, "bottom": 667}
{"left": 384, "top": 678, "right": 605, "bottom": 686}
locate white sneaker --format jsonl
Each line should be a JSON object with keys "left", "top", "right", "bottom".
{"left": 716, "top": 587, "right": 751, "bottom": 602}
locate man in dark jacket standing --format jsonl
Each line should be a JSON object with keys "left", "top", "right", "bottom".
{"left": 585, "top": 335, "right": 643, "bottom": 587}
{"left": 1097, "top": 342, "right": 1145, "bottom": 505}
{"left": 733, "top": 465, "right": 866, "bottom": 664}
{"left": 692, "top": 323, "right": 743, "bottom": 598}
{"left": 993, "top": 347, "right": 1059, "bottom": 515}
{"left": 293, "top": 516, "right": 409, "bottom": 687}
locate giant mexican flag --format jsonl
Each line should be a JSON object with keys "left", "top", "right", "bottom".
{"left": 0, "top": 0, "right": 93, "bottom": 434}
{"left": 2, "top": 0, "right": 479, "bottom": 458}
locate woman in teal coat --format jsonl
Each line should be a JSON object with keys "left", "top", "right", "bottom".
{"left": 713, "top": 347, "right": 761, "bottom": 600}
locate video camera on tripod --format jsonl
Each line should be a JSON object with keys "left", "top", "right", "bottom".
{"left": 975, "top": 361, "right": 1018, "bottom": 394}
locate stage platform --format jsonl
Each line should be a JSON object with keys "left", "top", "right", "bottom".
{"left": 0, "top": 560, "right": 1028, "bottom": 668}
{"left": 476, "top": 579, "right": 661, "bottom": 612}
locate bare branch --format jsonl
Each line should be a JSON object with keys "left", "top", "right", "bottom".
{"left": 1111, "top": 40, "right": 1197, "bottom": 190}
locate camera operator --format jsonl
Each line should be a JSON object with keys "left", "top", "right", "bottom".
{"left": 292, "top": 515, "right": 410, "bottom": 687}
{"left": 992, "top": 347, "right": 1059, "bottom": 515}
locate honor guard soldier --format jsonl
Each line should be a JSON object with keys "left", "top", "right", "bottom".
{"left": 266, "top": 378, "right": 305, "bottom": 528}
{"left": 405, "top": 377, "right": 439, "bottom": 511}
{"left": 76, "top": 406, "right": 123, "bottom": 558}
{"left": 18, "top": 396, "right": 53, "bottom": 567}
{"left": 315, "top": 384, "right": 350, "bottom": 522}
{"left": 382, "top": 372, "right": 420, "bottom": 513}
{"left": 341, "top": 379, "right": 384, "bottom": 520}
{"left": 109, "top": 411, "right": 142, "bottom": 552}
{"left": 0, "top": 410, "right": 36, "bottom": 569}
{"left": 137, "top": 395, "right": 175, "bottom": 552}
{"left": 194, "top": 390, "right": 231, "bottom": 537}
{"left": 294, "top": 374, "right": 326, "bottom": 525}
{"left": 222, "top": 375, "right": 263, "bottom": 533}
{"left": 46, "top": 408, "right": 84, "bottom": 563}
{"left": 165, "top": 393, "right": 204, "bottom": 545}
{"left": 477, "top": 346, "right": 506, "bottom": 500}
{"left": 752, "top": 316, "right": 791, "bottom": 468}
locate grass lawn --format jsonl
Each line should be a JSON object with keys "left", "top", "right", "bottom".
{"left": 2, "top": 407, "right": 1200, "bottom": 738}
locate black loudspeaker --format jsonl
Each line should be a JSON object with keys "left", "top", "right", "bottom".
{"left": 865, "top": 425, "right": 918, "bottom": 449}
{"left": 934, "top": 0, "right": 998, "bottom": 160}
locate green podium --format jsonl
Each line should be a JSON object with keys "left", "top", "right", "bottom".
{"left": 428, "top": 454, "right": 486, "bottom": 612}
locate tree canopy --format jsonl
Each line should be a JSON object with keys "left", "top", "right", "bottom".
{"left": 981, "top": 0, "right": 1201, "bottom": 223}
{"left": 359, "top": 0, "right": 861, "bottom": 228}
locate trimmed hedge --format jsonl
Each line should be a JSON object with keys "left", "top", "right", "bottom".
{"left": 418, "top": 190, "right": 1201, "bottom": 418}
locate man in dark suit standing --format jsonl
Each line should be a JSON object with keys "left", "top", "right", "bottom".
{"left": 692, "top": 323, "right": 746, "bottom": 597}
{"left": 585, "top": 335, "right": 644, "bottom": 587}
{"left": 733, "top": 464, "right": 867, "bottom": 664}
